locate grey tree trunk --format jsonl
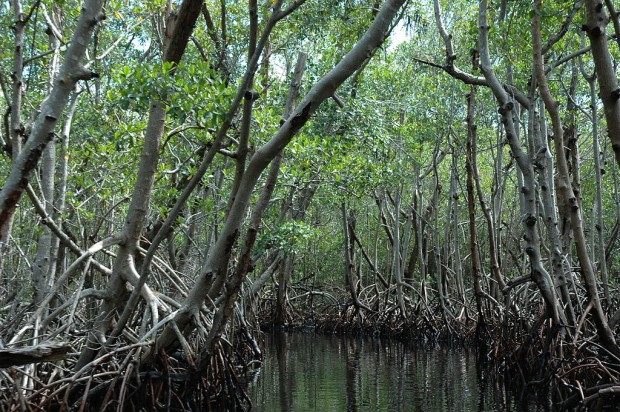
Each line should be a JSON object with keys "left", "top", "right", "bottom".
{"left": 533, "top": 0, "right": 619, "bottom": 354}
{"left": 529, "top": 94, "right": 572, "bottom": 327}
{"left": 391, "top": 188, "right": 405, "bottom": 311}
{"left": 153, "top": 0, "right": 407, "bottom": 353}
{"left": 585, "top": 0, "right": 620, "bottom": 168}
{"left": 580, "top": 61, "right": 610, "bottom": 306}
{"left": 32, "top": 17, "right": 63, "bottom": 306}
{"left": 431, "top": 150, "right": 451, "bottom": 322}
{"left": 465, "top": 86, "right": 485, "bottom": 321}
{"left": 0, "top": 0, "right": 105, "bottom": 266}
{"left": 478, "top": 0, "right": 559, "bottom": 322}
{"left": 0, "top": 0, "right": 27, "bottom": 266}
{"left": 224, "top": 0, "right": 259, "bottom": 218}
{"left": 75, "top": 0, "right": 204, "bottom": 371}
{"left": 471, "top": 111, "right": 506, "bottom": 299}
{"left": 342, "top": 205, "right": 368, "bottom": 313}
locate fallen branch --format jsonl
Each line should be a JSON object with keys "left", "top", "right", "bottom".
{"left": 0, "top": 342, "right": 70, "bottom": 368}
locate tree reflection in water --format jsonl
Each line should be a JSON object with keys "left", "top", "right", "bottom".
{"left": 248, "top": 332, "right": 546, "bottom": 411}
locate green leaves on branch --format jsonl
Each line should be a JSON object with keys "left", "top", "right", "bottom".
{"left": 107, "top": 61, "right": 233, "bottom": 129}
{"left": 256, "top": 220, "right": 318, "bottom": 255}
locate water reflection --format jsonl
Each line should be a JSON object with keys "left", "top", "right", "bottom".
{"left": 249, "top": 331, "right": 538, "bottom": 411}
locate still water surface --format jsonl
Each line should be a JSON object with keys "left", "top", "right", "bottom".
{"left": 248, "top": 332, "right": 539, "bottom": 411}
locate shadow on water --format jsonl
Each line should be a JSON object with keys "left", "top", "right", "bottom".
{"left": 248, "top": 331, "right": 547, "bottom": 411}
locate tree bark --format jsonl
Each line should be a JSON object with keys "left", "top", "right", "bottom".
{"left": 342, "top": 204, "right": 368, "bottom": 313}
{"left": 580, "top": 52, "right": 610, "bottom": 306}
{"left": 533, "top": 0, "right": 619, "bottom": 354}
{"left": 0, "top": 0, "right": 105, "bottom": 264}
{"left": 153, "top": 0, "right": 407, "bottom": 353}
{"left": 1, "top": 0, "right": 27, "bottom": 264}
{"left": 32, "top": 16, "right": 63, "bottom": 306}
{"left": 585, "top": 0, "right": 620, "bottom": 168}
{"left": 478, "top": 0, "right": 559, "bottom": 322}
{"left": 465, "top": 86, "right": 485, "bottom": 322}
{"left": 224, "top": 0, "right": 258, "bottom": 218}
{"left": 75, "top": 0, "right": 204, "bottom": 371}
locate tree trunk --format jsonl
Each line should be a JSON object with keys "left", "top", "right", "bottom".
{"left": 32, "top": 18, "right": 63, "bottom": 306}
{"left": 585, "top": 0, "right": 620, "bottom": 168}
{"left": 528, "top": 93, "right": 572, "bottom": 326}
{"left": 391, "top": 188, "right": 405, "bottom": 311}
{"left": 533, "top": 0, "right": 619, "bottom": 354}
{"left": 581, "top": 64, "right": 610, "bottom": 306}
{"left": 75, "top": 0, "right": 204, "bottom": 371}
{"left": 465, "top": 86, "right": 485, "bottom": 322}
{"left": 153, "top": 0, "right": 407, "bottom": 354}
{"left": 478, "top": 0, "right": 559, "bottom": 322}
{"left": 0, "top": 0, "right": 105, "bottom": 263}
{"left": 224, "top": 0, "right": 259, "bottom": 218}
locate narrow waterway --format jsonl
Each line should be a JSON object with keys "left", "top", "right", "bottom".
{"left": 248, "top": 332, "right": 545, "bottom": 411}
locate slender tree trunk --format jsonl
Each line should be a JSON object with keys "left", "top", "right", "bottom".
{"left": 430, "top": 156, "right": 451, "bottom": 321}
{"left": 585, "top": 0, "right": 620, "bottom": 168}
{"left": 451, "top": 169, "right": 465, "bottom": 303}
{"left": 0, "top": 0, "right": 27, "bottom": 265}
{"left": 478, "top": 0, "right": 559, "bottom": 322}
{"left": 225, "top": 0, "right": 258, "bottom": 218}
{"left": 153, "top": 0, "right": 407, "bottom": 353}
{"left": 0, "top": 0, "right": 105, "bottom": 264}
{"left": 471, "top": 114, "right": 506, "bottom": 297}
{"left": 50, "top": 92, "right": 80, "bottom": 293}
{"left": 533, "top": 0, "right": 619, "bottom": 354}
{"left": 391, "top": 188, "right": 405, "bottom": 311}
{"left": 582, "top": 67, "right": 610, "bottom": 305}
{"left": 529, "top": 93, "right": 573, "bottom": 327}
{"left": 465, "top": 86, "right": 485, "bottom": 322}
{"left": 403, "top": 184, "right": 419, "bottom": 286}
{"left": 604, "top": 0, "right": 620, "bottom": 47}
{"left": 491, "top": 126, "right": 506, "bottom": 281}
{"left": 32, "top": 17, "right": 64, "bottom": 306}
{"left": 342, "top": 204, "right": 365, "bottom": 312}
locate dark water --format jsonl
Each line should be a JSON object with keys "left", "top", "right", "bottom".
{"left": 248, "top": 332, "right": 541, "bottom": 412}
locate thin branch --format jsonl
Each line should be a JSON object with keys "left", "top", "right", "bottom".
{"left": 542, "top": 0, "right": 583, "bottom": 54}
